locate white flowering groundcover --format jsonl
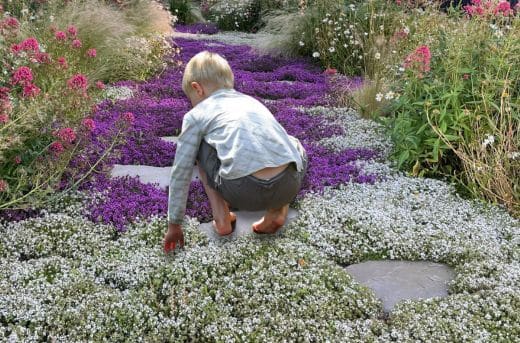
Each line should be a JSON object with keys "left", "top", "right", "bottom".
{"left": 1, "top": 37, "right": 519, "bottom": 342}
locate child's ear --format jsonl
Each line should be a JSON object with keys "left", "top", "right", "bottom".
{"left": 191, "top": 82, "right": 204, "bottom": 96}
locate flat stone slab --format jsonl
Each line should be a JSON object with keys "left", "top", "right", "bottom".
{"left": 345, "top": 260, "right": 455, "bottom": 312}
{"left": 110, "top": 164, "right": 199, "bottom": 189}
{"left": 160, "top": 136, "right": 179, "bottom": 144}
{"left": 199, "top": 208, "right": 298, "bottom": 241}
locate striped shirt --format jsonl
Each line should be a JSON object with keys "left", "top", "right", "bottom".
{"left": 168, "top": 88, "right": 305, "bottom": 224}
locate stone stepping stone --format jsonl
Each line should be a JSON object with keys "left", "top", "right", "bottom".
{"left": 160, "top": 136, "right": 179, "bottom": 144}
{"left": 199, "top": 208, "right": 299, "bottom": 241}
{"left": 345, "top": 260, "right": 455, "bottom": 312}
{"left": 110, "top": 164, "right": 199, "bottom": 189}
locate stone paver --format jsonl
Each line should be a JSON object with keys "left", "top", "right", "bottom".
{"left": 110, "top": 164, "right": 199, "bottom": 189}
{"left": 160, "top": 136, "right": 179, "bottom": 144}
{"left": 345, "top": 260, "right": 455, "bottom": 312}
{"left": 199, "top": 208, "right": 299, "bottom": 241}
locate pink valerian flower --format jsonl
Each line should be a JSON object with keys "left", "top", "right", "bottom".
{"left": 71, "top": 39, "right": 82, "bottom": 48}
{"left": 14, "top": 155, "right": 22, "bottom": 164}
{"left": 86, "top": 48, "right": 97, "bottom": 58}
{"left": 121, "top": 112, "right": 135, "bottom": 124}
{"left": 57, "top": 57, "right": 69, "bottom": 69}
{"left": 20, "top": 37, "right": 40, "bottom": 52}
{"left": 50, "top": 141, "right": 65, "bottom": 155}
{"left": 22, "top": 83, "right": 41, "bottom": 98}
{"left": 82, "top": 118, "right": 96, "bottom": 131}
{"left": 53, "top": 127, "right": 77, "bottom": 143}
{"left": 324, "top": 68, "right": 337, "bottom": 75}
{"left": 35, "top": 52, "right": 51, "bottom": 64}
{"left": 67, "top": 25, "right": 78, "bottom": 38}
{"left": 4, "top": 17, "right": 19, "bottom": 29}
{"left": 10, "top": 43, "right": 22, "bottom": 54}
{"left": 95, "top": 81, "right": 106, "bottom": 90}
{"left": 67, "top": 74, "right": 88, "bottom": 90}
{"left": 495, "top": 1, "right": 514, "bottom": 15}
{"left": 463, "top": 74, "right": 470, "bottom": 80}
{"left": 11, "top": 66, "right": 33, "bottom": 85}
{"left": 0, "top": 114, "right": 9, "bottom": 124}
{"left": 0, "top": 99, "right": 12, "bottom": 114}
{"left": 0, "top": 87, "right": 10, "bottom": 100}
{"left": 55, "top": 31, "right": 67, "bottom": 41}
{"left": 403, "top": 45, "right": 431, "bottom": 78}
{"left": 0, "top": 179, "right": 8, "bottom": 192}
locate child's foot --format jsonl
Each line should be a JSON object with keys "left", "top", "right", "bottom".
{"left": 212, "top": 212, "right": 237, "bottom": 236}
{"left": 252, "top": 205, "right": 288, "bottom": 234}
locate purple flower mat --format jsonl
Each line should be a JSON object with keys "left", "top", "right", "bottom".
{"left": 3, "top": 38, "right": 376, "bottom": 230}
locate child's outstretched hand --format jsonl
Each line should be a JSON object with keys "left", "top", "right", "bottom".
{"left": 164, "top": 223, "right": 185, "bottom": 253}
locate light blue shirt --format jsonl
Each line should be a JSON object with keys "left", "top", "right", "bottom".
{"left": 168, "top": 88, "right": 305, "bottom": 224}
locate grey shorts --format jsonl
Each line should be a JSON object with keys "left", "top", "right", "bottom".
{"left": 197, "top": 140, "right": 307, "bottom": 211}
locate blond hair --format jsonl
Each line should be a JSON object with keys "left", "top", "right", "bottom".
{"left": 182, "top": 51, "right": 234, "bottom": 95}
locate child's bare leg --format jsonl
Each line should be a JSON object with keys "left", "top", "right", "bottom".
{"left": 252, "top": 204, "right": 289, "bottom": 234}
{"left": 197, "top": 165, "right": 234, "bottom": 235}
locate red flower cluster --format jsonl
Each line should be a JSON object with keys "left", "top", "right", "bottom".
{"left": 403, "top": 45, "right": 431, "bottom": 79}
{"left": 67, "top": 74, "right": 88, "bottom": 90}
{"left": 50, "top": 141, "right": 65, "bottom": 155}
{"left": 0, "top": 179, "right": 8, "bottom": 193}
{"left": 53, "top": 127, "right": 77, "bottom": 144}
{"left": 55, "top": 31, "right": 67, "bottom": 41}
{"left": 71, "top": 39, "right": 82, "bottom": 49}
{"left": 87, "top": 48, "right": 97, "bottom": 58}
{"left": 0, "top": 114, "right": 9, "bottom": 124}
{"left": 95, "top": 81, "right": 105, "bottom": 90}
{"left": 464, "top": 0, "right": 516, "bottom": 17}
{"left": 57, "top": 56, "right": 68, "bottom": 69}
{"left": 11, "top": 66, "right": 33, "bottom": 85}
{"left": 11, "top": 37, "right": 40, "bottom": 55}
{"left": 67, "top": 25, "right": 78, "bottom": 38}
{"left": 0, "top": 16, "right": 19, "bottom": 30}
{"left": 121, "top": 112, "right": 135, "bottom": 124}
{"left": 82, "top": 118, "right": 96, "bottom": 131}
{"left": 22, "top": 83, "right": 41, "bottom": 98}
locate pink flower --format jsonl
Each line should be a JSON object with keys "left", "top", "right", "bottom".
{"left": 35, "top": 52, "right": 51, "bottom": 64}
{"left": 20, "top": 37, "right": 40, "bottom": 52}
{"left": 495, "top": 1, "right": 513, "bottom": 15}
{"left": 55, "top": 31, "right": 67, "bottom": 41}
{"left": 50, "top": 141, "right": 64, "bottom": 155}
{"left": 82, "top": 118, "right": 96, "bottom": 131}
{"left": 0, "top": 179, "right": 8, "bottom": 193}
{"left": 67, "top": 25, "right": 78, "bottom": 38}
{"left": 86, "top": 48, "right": 97, "bottom": 58}
{"left": 0, "top": 87, "right": 10, "bottom": 100}
{"left": 121, "top": 112, "right": 135, "bottom": 124}
{"left": 22, "top": 83, "right": 41, "bottom": 98}
{"left": 67, "top": 74, "right": 88, "bottom": 90}
{"left": 324, "top": 68, "right": 337, "bottom": 75}
{"left": 57, "top": 57, "right": 68, "bottom": 69}
{"left": 403, "top": 45, "right": 431, "bottom": 78}
{"left": 0, "top": 114, "right": 9, "bottom": 124}
{"left": 463, "top": 74, "right": 470, "bottom": 80}
{"left": 71, "top": 39, "right": 82, "bottom": 48}
{"left": 54, "top": 127, "right": 77, "bottom": 143}
{"left": 10, "top": 43, "right": 22, "bottom": 54}
{"left": 11, "top": 66, "right": 33, "bottom": 85}
{"left": 95, "top": 81, "right": 105, "bottom": 90}
{"left": 5, "top": 17, "right": 19, "bottom": 29}
{"left": 14, "top": 155, "right": 22, "bottom": 164}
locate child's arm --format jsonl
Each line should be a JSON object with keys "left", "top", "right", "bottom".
{"left": 164, "top": 115, "right": 203, "bottom": 251}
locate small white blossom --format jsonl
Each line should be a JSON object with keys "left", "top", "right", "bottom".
{"left": 375, "top": 93, "right": 384, "bottom": 102}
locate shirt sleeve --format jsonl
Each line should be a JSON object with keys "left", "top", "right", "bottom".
{"left": 168, "top": 115, "right": 203, "bottom": 224}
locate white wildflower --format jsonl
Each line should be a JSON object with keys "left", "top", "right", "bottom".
{"left": 375, "top": 93, "right": 383, "bottom": 102}
{"left": 312, "top": 52, "right": 320, "bottom": 58}
{"left": 375, "top": 52, "right": 381, "bottom": 60}
{"left": 481, "top": 134, "right": 495, "bottom": 148}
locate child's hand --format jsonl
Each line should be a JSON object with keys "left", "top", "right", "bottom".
{"left": 164, "top": 223, "right": 185, "bottom": 253}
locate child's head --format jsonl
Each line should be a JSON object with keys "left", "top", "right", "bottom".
{"left": 182, "top": 51, "right": 234, "bottom": 105}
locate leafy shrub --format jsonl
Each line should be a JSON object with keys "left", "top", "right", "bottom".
{"left": 0, "top": 0, "right": 175, "bottom": 211}
{"left": 388, "top": 6, "right": 519, "bottom": 215}
{"left": 168, "top": 0, "right": 193, "bottom": 23}
{"left": 202, "top": 0, "right": 300, "bottom": 31}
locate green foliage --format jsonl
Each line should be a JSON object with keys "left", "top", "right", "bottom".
{"left": 388, "top": 13, "right": 519, "bottom": 214}
{"left": 169, "top": 0, "right": 193, "bottom": 23}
